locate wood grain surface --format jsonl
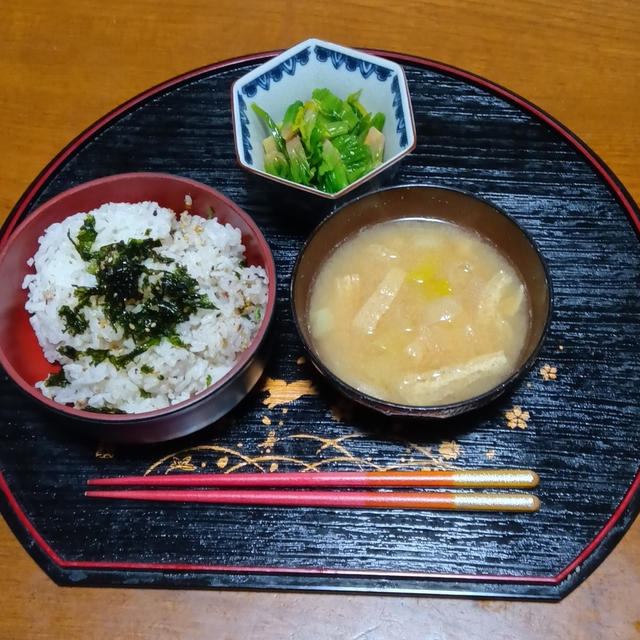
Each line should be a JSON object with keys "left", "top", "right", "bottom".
{"left": 1, "top": 1, "right": 639, "bottom": 638}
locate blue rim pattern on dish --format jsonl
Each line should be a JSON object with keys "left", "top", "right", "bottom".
{"left": 237, "top": 95, "right": 253, "bottom": 165}
{"left": 313, "top": 44, "right": 393, "bottom": 81}
{"left": 391, "top": 76, "right": 408, "bottom": 147}
{"left": 241, "top": 47, "right": 312, "bottom": 98}
{"left": 238, "top": 44, "right": 409, "bottom": 166}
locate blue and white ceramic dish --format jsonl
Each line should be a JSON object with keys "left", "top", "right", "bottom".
{"left": 231, "top": 38, "right": 416, "bottom": 200}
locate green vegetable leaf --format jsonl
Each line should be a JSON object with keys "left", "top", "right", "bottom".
{"left": 370, "top": 112, "right": 386, "bottom": 132}
{"left": 318, "top": 140, "right": 349, "bottom": 193}
{"left": 312, "top": 88, "right": 358, "bottom": 131}
{"left": 280, "top": 100, "right": 303, "bottom": 140}
{"left": 253, "top": 88, "right": 386, "bottom": 193}
{"left": 332, "top": 134, "right": 375, "bottom": 183}
{"left": 251, "top": 103, "right": 286, "bottom": 153}
{"left": 262, "top": 135, "right": 290, "bottom": 178}
{"left": 286, "top": 135, "right": 313, "bottom": 186}
{"left": 346, "top": 89, "right": 366, "bottom": 115}
{"left": 318, "top": 115, "right": 353, "bottom": 139}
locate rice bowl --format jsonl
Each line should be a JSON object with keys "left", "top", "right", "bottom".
{"left": 23, "top": 200, "right": 269, "bottom": 414}
{"left": 0, "top": 172, "right": 276, "bottom": 443}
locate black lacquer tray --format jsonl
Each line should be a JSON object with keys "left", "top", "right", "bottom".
{"left": 1, "top": 50, "right": 639, "bottom": 600}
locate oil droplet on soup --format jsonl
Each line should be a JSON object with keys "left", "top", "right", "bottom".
{"left": 308, "top": 218, "right": 530, "bottom": 406}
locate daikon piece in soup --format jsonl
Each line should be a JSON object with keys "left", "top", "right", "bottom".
{"left": 307, "top": 218, "right": 531, "bottom": 406}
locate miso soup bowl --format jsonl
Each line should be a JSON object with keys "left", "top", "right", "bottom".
{"left": 0, "top": 173, "right": 276, "bottom": 443}
{"left": 291, "top": 185, "right": 552, "bottom": 419}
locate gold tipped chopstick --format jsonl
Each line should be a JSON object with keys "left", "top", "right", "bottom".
{"left": 85, "top": 488, "right": 540, "bottom": 512}
{"left": 85, "top": 469, "right": 540, "bottom": 512}
{"left": 87, "top": 469, "right": 539, "bottom": 489}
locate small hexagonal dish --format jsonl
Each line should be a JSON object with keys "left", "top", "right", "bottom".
{"left": 231, "top": 38, "right": 416, "bottom": 200}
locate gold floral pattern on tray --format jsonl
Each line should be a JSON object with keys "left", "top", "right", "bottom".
{"left": 539, "top": 364, "right": 558, "bottom": 381}
{"left": 261, "top": 377, "right": 318, "bottom": 409}
{"left": 143, "top": 430, "right": 464, "bottom": 476}
{"left": 165, "top": 455, "right": 200, "bottom": 473}
{"left": 505, "top": 406, "right": 530, "bottom": 430}
{"left": 95, "top": 372, "right": 538, "bottom": 475}
{"left": 95, "top": 442, "right": 116, "bottom": 459}
{"left": 438, "top": 440, "right": 462, "bottom": 460}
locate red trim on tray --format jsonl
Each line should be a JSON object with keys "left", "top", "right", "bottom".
{"left": 2, "top": 50, "right": 640, "bottom": 588}
{"left": 0, "top": 472, "right": 67, "bottom": 566}
{"left": 0, "top": 470, "right": 548, "bottom": 584}
{"left": 3, "top": 464, "right": 640, "bottom": 585}
{"left": 0, "top": 53, "right": 268, "bottom": 249}
{"left": 2, "top": 50, "right": 639, "bottom": 246}
{"left": 555, "top": 467, "right": 640, "bottom": 582}
{"left": 379, "top": 51, "right": 640, "bottom": 235}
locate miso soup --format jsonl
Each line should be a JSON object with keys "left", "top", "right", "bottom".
{"left": 307, "top": 218, "right": 531, "bottom": 406}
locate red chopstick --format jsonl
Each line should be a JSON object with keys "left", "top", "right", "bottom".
{"left": 84, "top": 488, "right": 540, "bottom": 512}
{"left": 87, "top": 469, "right": 539, "bottom": 489}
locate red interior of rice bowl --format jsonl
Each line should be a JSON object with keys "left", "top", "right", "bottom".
{"left": 0, "top": 173, "right": 276, "bottom": 424}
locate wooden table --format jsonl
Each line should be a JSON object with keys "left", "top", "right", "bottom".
{"left": 1, "top": 1, "right": 639, "bottom": 637}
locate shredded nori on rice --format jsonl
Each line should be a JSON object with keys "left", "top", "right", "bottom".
{"left": 59, "top": 215, "right": 216, "bottom": 367}
{"left": 24, "top": 201, "right": 268, "bottom": 414}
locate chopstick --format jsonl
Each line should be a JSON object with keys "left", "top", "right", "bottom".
{"left": 84, "top": 488, "right": 540, "bottom": 512}
{"left": 85, "top": 470, "right": 540, "bottom": 512}
{"left": 87, "top": 469, "right": 539, "bottom": 489}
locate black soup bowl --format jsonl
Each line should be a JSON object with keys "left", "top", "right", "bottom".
{"left": 291, "top": 185, "right": 552, "bottom": 419}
